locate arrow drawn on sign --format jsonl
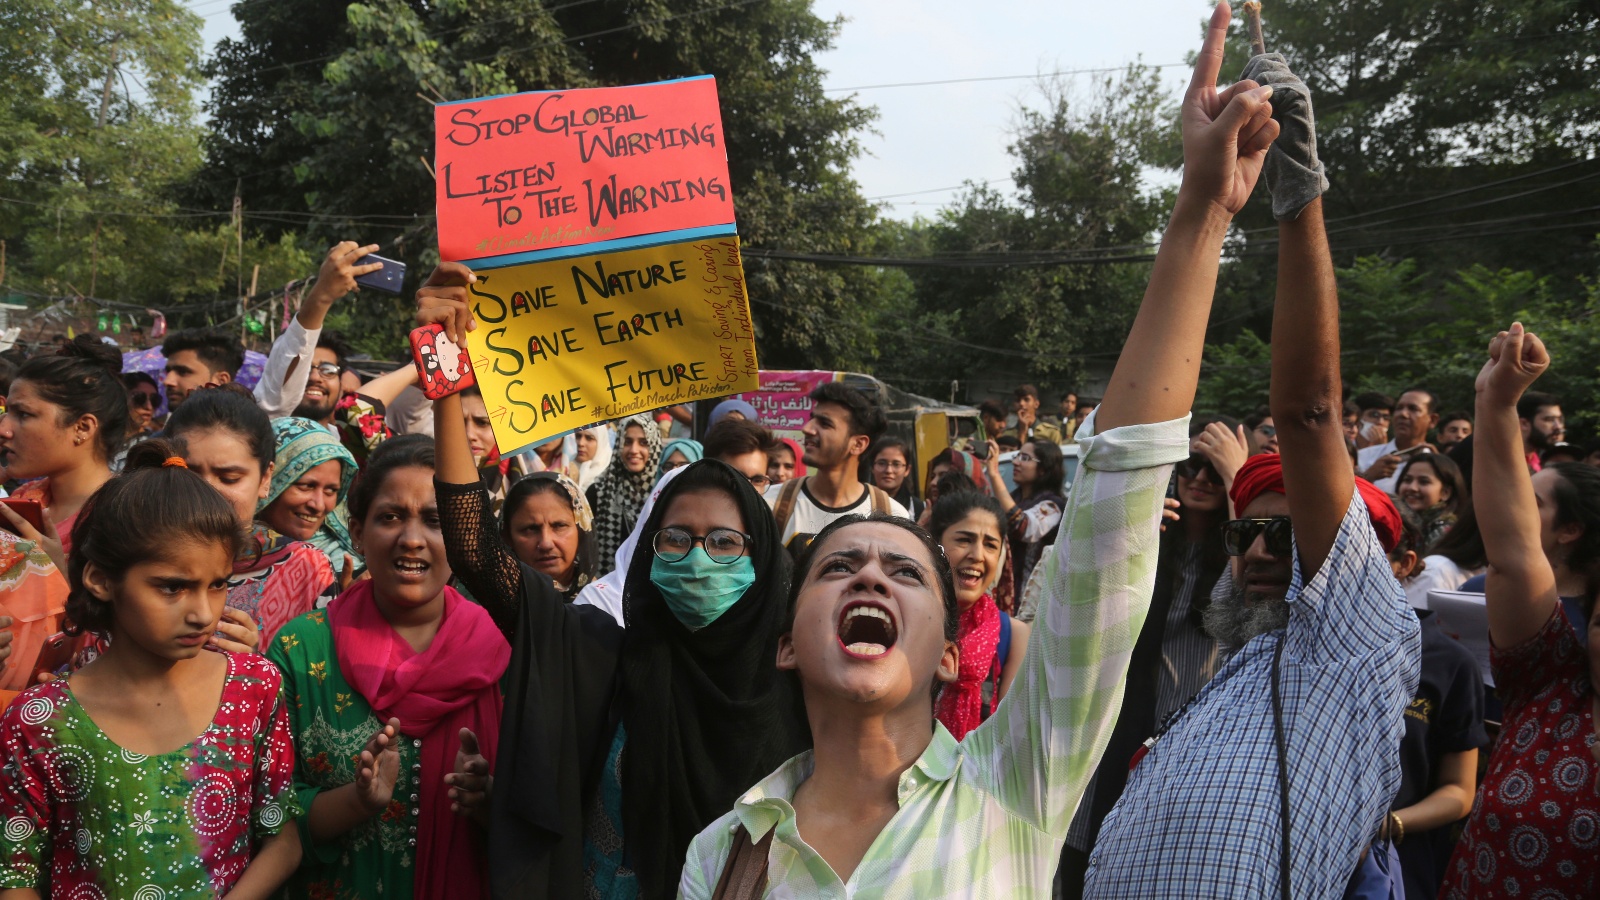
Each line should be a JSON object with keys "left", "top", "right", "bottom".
{"left": 472, "top": 355, "right": 490, "bottom": 371}
{"left": 488, "top": 407, "right": 507, "bottom": 422}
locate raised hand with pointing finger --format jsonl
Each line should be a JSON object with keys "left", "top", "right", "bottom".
{"left": 1179, "top": 1, "right": 1280, "bottom": 218}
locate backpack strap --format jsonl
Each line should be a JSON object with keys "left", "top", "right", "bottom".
{"left": 772, "top": 478, "right": 805, "bottom": 538}
{"left": 996, "top": 611, "right": 1013, "bottom": 670}
{"left": 868, "top": 484, "right": 894, "bottom": 516}
{"left": 712, "top": 824, "right": 774, "bottom": 900}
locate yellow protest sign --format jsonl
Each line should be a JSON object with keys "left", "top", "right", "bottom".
{"left": 464, "top": 236, "right": 758, "bottom": 455}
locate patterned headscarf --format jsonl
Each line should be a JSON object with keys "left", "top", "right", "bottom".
{"left": 589, "top": 414, "right": 664, "bottom": 575}
{"left": 261, "top": 417, "right": 359, "bottom": 573}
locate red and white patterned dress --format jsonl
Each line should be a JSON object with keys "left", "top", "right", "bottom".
{"left": 1443, "top": 605, "right": 1598, "bottom": 898}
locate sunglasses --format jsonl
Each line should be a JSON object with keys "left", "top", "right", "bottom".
{"left": 1222, "top": 516, "right": 1295, "bottom": 558}
{"left": 1175, "top": 455, "right": 1219, "bottom": 481}
{"left": 129, "top": 392, "right": 160, "bottom": 409}
{"left": 1254, "top": 424, "right": 1277, "bottom": 438}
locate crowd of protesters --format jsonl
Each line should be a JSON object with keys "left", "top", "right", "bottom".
{"left": 0, "top": 6, "right": 1595, "bottom": 898}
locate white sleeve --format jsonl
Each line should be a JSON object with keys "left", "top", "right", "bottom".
{"left": 573, "top": 465, "right": 687, "bottom": 626}
{"left": 253, "top": 318, "right": 320, "bottom": 419}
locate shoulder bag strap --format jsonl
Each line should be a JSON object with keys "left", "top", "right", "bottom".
{"left": 772, "top": 478, "right": 804, "bottom": 538}
{"left": 712, "top": 824, "right": 775, "bottom": 900}
{"left": 868, "top": 484, "right": 893, "bottom": 516}
{"left": 1271, "top": 634, "right": 1292, "bottom": 900}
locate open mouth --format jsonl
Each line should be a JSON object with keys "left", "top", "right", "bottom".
{"left": 955, "top": 565, "right": 985, "bottom": 593}
{"left": 837, "top": 600, "right": 898, "bottom": 658}
{"left": 393, "top": 557, "right": 431, "bottom": 581}
{"left": 294, "top": 510, "right": 325, "bottom": 530}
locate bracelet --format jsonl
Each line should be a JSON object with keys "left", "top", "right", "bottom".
{"left": 1389, "top": 812, "right": 1405, "bottom": 845}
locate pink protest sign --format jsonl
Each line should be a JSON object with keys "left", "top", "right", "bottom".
{"left": 434, "top": 76, "right": 737, "bottom": 268}
{"left": 736, "top": 370, "right": 839, "bottom": 441}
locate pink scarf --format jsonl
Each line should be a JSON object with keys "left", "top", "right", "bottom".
{"left": 935, "top": 594, "right": 1002, "bottom": 740}
{"left": 329, "top": 580, "right": 510, "bottom": 900}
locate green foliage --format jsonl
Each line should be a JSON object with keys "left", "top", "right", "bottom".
{"left": 871, "top": 66, "right": 1180, "bottom": 395}
{"left": 1199, "top": 253, "right": 1600, "bottom": 437}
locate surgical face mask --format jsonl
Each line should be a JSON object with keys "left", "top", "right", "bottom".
{"left": 649, "top": 548, "right": 755, "bottom": 631}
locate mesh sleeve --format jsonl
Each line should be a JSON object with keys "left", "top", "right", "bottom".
{"left": 436, "top": 477, "right": 525, "bottom": 636}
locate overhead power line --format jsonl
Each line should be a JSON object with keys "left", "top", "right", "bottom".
{"left": 824, "top": 64, "right": 1188, "bottom": 94}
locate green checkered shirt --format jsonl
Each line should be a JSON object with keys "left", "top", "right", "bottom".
{"left": 679, "top": 412, "right": 1190, "bottom": 899}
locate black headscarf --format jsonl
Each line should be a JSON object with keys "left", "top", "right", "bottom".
{"left": 616, "top": 459, "right": 808, "bottom": 899}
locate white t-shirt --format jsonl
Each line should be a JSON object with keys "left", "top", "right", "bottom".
{"left": 763, "top": 477, "right": 910, "bottom": 551}
{"left": 1403, "top": 555, "right": 1484, "bottom": 610}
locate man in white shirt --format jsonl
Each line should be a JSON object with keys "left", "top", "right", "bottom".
{"left": 1357, "top": 387, "right": 1439, "bottom": 493}
{"left": 254, "top": 241, "right": 384, "bottom": 420}
{"left": 764, "top": 381, "right": 909, "bottom": 552}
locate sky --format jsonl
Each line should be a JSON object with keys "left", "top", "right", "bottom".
{"left": 186, "top": 0, "right": 1216, "bottom": 221}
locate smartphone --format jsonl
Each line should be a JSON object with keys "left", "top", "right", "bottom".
{"left": 409, "top": 323, "right": 478, "bottom": 400}
{"left": 1393, "top": 444, "right": 1431, "bottom": 458}
{"left": 0, "top": 498, "right": 45, "bottom": 535}
{"left": 31, "top": 631, "right": 75, "bottom": 683}
{"left": 354, "top": 253, "right": 407, "bottom": 295}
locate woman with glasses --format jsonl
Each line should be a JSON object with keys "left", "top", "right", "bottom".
{"left": 984, "top": 438, "right": 1067, "bottom": 590}
{"left": 420, "top": 277, "right": 807, "bottom": 900}
{"left": 657, "top": 437, "right": 703, "bottom": 484}
{"left": 866, "top": 435, "right": 922, "bottom": 520}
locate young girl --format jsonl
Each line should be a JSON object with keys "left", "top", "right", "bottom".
{"left": 0, "top": 440, "right": 301, "bottom": 898}
{"left": 167, "top": 385, "right": 337, "bottom": 645}
{"left": 989, "top": 438, "right": 1067, "bottom": 590}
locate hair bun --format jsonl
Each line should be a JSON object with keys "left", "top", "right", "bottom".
{"left": 123, "top": 437, "right": 187, "bottom": 472}
{"left": 58, "top": 334, "right": 122, "bottom": 375}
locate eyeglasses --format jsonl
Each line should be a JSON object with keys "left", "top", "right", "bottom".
{"left": 1014, "top": 452, "right": 1037, "bottom": 463}
{"left": 746, "top": 473, "right": 772, "bottom": 490}
{"left": 311, "top": 362, "right": 342, "bottom": 378}
{"left": 129, "top": 392, "right": 159, "bottom": 409}
{"left": 1254, "top": 424, "right": 1277, "bottom": 438}
{"left": 661, "top": 458, "right": 690, "bottom": 472}
{"left": 1222, "top": 517, "right": 1295, "bottom": 558}
{"left": 872, "top": 459, "right": 908, "bottom": 471}
{"left": 651, "top": 527, "right": 751, "bottom": 564}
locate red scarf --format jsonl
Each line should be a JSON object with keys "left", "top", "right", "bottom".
{"left": 935, "top": 594, "right": 1002, "bottom": 740}
{"left": 329, "top": 580, "right": 509, "bottom": 900}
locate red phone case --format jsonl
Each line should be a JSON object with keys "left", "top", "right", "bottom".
{"left": 409, "top": 323, "right": 478, "bottom": 400}
{"left": 0, "top": 499, "right": 45, "bottom": 535}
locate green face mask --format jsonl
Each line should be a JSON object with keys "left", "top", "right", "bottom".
{"left": 649, "top": 547, "right": 756, "bottom": 631}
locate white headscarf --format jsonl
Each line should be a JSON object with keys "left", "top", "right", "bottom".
{"left": 576, "top": 423, "right": 613, "bottom": 491}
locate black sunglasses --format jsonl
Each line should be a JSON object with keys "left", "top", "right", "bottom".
{"left": 1222, "top": 516, "right": 1295, "bottom": 558}
{"left": 1175, "top": 455, "right": 1220, "bottom": 481}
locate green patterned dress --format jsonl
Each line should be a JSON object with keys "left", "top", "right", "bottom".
{"left": 0, "top": 650, "right": 300, "bottom": 897}
{"left": 269, "top": 610, "right": 424, "bottom": 900}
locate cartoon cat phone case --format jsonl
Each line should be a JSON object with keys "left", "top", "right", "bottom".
{"left": 409, "top": 323, "right": 477, "bottom": 400}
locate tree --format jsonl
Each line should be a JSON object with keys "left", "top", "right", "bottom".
{"left": 871, "top": 66, "right": 1180, "bottom": 396}
{"left": 0, "top": 0, "right": 310, "bottom": 326}
{"left": 196, "top": 0, "right": 890, "bottom": 365}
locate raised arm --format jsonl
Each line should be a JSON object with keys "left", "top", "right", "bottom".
{"left": 1097, "top": 1, "right": 1277, "bottom": 431}
{"left": 1472, "top": 323, "right": 1558, "bottom": 648}
{"left": 970, "top": 1, "right": 1276, "bottom": 834}
{"left": 415, "top": 263, "right": 527, "bottom": 636}
{"left": 1268, "top": 200, "right": 1350, "bottom": 577}
{"left": 255, "top": 242, "right": 383, "bottom": 418}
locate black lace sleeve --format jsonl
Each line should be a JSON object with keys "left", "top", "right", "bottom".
{"left": 436, "top": 477, "right": 525, "bottom": 637}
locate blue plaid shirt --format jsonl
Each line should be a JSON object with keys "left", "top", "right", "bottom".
{"left": 1085, "top": 492, "right": 1421, "bottom": 900}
